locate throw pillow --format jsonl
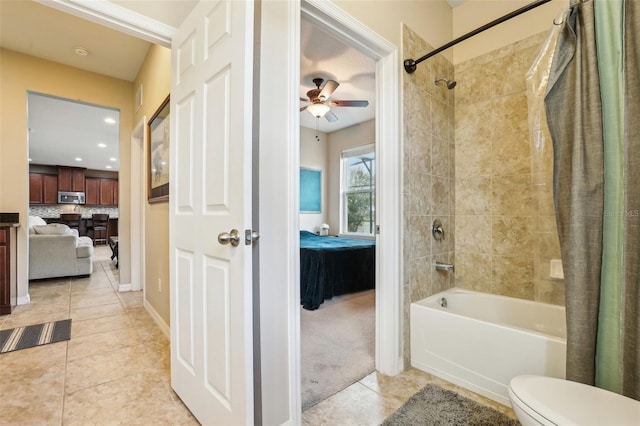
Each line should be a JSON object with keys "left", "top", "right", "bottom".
{"left": 28, "top": 216, "right": 47, "bottom": 234}
{"left": 33, "top": 224, "right": 72, "bottom": 235}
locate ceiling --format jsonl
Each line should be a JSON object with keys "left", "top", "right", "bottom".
{"left": 299, "top": 19, "right": 376, "bottom": 133}
{"left": 0, "top": 1, "right": 155, "bottom": 82}
{"left": 28, "top": 93, "right": 121, "bottom": 172}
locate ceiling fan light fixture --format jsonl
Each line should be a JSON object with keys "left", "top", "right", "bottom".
{"left": 306, "top": 103, "right": 330, "bottom": 118}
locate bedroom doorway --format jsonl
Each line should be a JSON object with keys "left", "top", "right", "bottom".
{"left": 299, "top": 15, "right": 378, "bottom": 411}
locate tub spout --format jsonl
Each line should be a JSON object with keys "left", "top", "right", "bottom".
{"left": 435, "top": 261, "right": 454, "bottom": 272}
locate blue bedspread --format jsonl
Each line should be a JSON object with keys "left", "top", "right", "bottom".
{"left": 300, "top": 230, "right": 376, "bottom": 250}
{"left": 300, "top": 231, "right": 375, "bottom": 310}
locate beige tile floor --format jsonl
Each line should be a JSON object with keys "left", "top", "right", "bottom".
{"left": 302, "top": 368, "right": 517, "bottom": 425}
{"left": 0, "top": 245, "right": 197, "bottom": 426}
{"left": 1, "top": 246, "right": 516, "bottom": 426}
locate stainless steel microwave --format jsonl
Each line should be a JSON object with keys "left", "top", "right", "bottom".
{"left": 58, "top": 191, "right": 85, "bottom": 204}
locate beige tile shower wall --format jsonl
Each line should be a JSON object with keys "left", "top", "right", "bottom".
{"left": 402, "top": 25, "right": 456, "bottom": 365}
{"left": 454, "top": 32, "right": 564, "bottom": 305}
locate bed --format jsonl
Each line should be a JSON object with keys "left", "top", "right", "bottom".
{"left": 300, "top": 230, "right": 376, "bottom": 310}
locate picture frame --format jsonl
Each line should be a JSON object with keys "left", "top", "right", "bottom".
{"left": 300, "top": 168, "right": 322, "bottom": 213}
{"left": 147, "top": 95, "right": 170, "bottom": 203}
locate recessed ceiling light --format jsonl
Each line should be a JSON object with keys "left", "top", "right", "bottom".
{"left": 105, "top": 165, "right": 112, "bottom": 169}
{"left": 75, "top": 157, "right": 83, "bottom": 162}
{"left": 109, "top": 157, "right": 117, "bottom": 162}
{"left": 28, "top": 158, "right": 32, "bottom": 162}
{"left": 104, "top": 117, "right": 116, "bottom": 124}
{"left": 74, "top": 46, "right": 89, "bottom": 56}
{"left": 98, "top": 143, "right": 107, "bottom": 148}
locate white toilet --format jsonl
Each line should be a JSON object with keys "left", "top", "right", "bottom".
{"left": 508, "top": 375, "right": 640, "bottom": 426}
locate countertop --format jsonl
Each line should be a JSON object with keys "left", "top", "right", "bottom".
{"left": 39, "top": 215, "right": 119, "bottom": 220}
{"left": 0, "top": 213, "right": 20, "bottom": 227}
{"left": 0, "top": 223, "right": 20, "bottom": 228}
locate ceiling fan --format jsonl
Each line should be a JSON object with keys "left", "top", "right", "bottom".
{"left": 300, "top": 78, "right": 369, "bottom": 122}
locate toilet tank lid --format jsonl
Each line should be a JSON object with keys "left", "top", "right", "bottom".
{"left": 509, "top": 376, "right": 640, "bottom": 426}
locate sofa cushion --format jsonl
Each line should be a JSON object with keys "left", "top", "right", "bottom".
{"left": 28, "top": 216, "right": 47, "bottom": 234}
{"left": 32, "top": 223, "right": 72, "bottom": 235}
{"left": 76, "top": 236, "right": 94, "bottom": 258}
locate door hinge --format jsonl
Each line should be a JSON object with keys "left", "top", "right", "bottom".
{"left": 245, "top": 229, "right": 260, "bottom": 245}
{"left": 376, "top": 225, "right": 380, "bottom": 234}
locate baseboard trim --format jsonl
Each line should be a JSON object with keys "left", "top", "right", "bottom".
{"left": 118, "top": 282, "right": 132, "bottom": 292}
{"left": 143, "top": 299, "right": 170, "bottom": 340}
{"left": 17, "top": 294, "right": 31, "bottom": 305}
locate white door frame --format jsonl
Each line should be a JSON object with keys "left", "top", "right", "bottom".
{"left": 127, "top": 116, "right": 146, "bottom": 293}
{"left": 258, "top": 2, "right": 402, "bottom": 423}
{"left": 300, "top": 0, "right": 403, "bottom": 376}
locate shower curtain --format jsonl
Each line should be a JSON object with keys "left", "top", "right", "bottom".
{"left": 544, "top": 0, "right": 639, "bottom": 400}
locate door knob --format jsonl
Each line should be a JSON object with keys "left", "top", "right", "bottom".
{"left": 218, "top": 229, "right": 240, "bottom": 247}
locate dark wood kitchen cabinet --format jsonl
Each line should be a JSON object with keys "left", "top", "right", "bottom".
{"left": 85, "top": 177, "right": 118, "bottom": 206}
{"left": 100, "top": 178, "right": 118, "bottom": 206}
{"left": 85, "top": 177, "right": 100, "bottom": 205}
{"left": 58, "top": 166, "right": 85, "bottom": 192}
{"left": 29, "top": 173, "right": 58, "bottom": 204}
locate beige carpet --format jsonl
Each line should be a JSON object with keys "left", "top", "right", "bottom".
{"left": 301, "top": 290, "right": 375, "bottom": 411}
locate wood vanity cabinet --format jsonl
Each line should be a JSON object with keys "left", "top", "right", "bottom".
{"left": 29, "top": 173, "right": 58, "bottom": 204}
{"left": 0, "top": 227, "right": 11, "bottom": 315}
{"left": 58, "top": 166, "right": 85, "bottom": 192}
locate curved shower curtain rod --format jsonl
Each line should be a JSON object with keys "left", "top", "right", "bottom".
{"left": 403, "top": 0, "right": 552, "bottom": 74}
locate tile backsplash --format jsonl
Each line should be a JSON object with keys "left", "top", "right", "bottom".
{"left": 29, "top": 205, "right": 119, "bottom": 219}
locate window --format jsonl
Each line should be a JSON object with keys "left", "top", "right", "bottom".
{"left": 341, "top": 144, "right": 375, "bottom": 236}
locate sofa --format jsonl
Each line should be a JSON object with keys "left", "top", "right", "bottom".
{"left": 28, "top": 216, "right": 94, "bottom": 280}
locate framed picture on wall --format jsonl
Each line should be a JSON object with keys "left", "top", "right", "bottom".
{"left": 147, "top": 95, "right": 170, "bottom": 203}
{"left": 300, "top": 168, "right": 321, "bottom": 213}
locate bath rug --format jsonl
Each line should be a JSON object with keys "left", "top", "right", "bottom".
{"left": 0, "top": 319, "right": 71, "bottom": 354}
{"left": 381, "top": 384, "right": 520, "bottom": 426}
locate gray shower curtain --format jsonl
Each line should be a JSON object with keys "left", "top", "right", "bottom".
{"left": 545, "top": 0, "right": 639, "bottom": 400}
{"left": 544, "top": 0, "right": 604, "bottom": 389}
{"left": 621, "top": 0, "right": 640, "bottom": 400}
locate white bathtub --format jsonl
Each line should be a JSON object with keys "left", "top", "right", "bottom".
{"left": 410, "top": 288, "right": 566, "bottom": 406}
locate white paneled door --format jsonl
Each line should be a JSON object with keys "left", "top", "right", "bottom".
{"left": 170, "top": 1, "right": 254, "bottom": 424}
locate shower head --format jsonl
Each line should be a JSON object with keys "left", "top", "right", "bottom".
{"left": 435, "top": 78, "right": 457, "bottom": 89}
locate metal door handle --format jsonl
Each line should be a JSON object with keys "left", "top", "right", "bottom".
{"left": 218, "top": 229, "right": 240, "bottom": 246}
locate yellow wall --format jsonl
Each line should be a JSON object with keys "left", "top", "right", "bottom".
{"left": 452, "top": 0, "right": 569, "bottom": 64}
{"left": 332, "top": 0, "right": 567, "bottom": 65}
{"left": 0, "top": 48, "right": 133, "bottom": 301}
{"left": 133, "top": 45, "right": 171, "bottom": 324}
{"left": 332, "top": 0, "right": 453, "bottom": 61}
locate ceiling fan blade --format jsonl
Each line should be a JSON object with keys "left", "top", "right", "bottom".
{"left": 328, "top": 100, "right": 369, "bottom": 108}
{"left": 300, "top": 97, "right": 308, "bottom": 102}
{"left": 324, "top": 110, "right": 338, "bottom": 122}
{"left": 300, "top": 105, "right": 308, "bottom": 112}
{"left": 318, "top": 80, "right": 339, "bottom": 100}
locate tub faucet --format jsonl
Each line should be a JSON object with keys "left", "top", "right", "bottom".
{"left": 435, "top": 261, "right": 454, "bottom": 272}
